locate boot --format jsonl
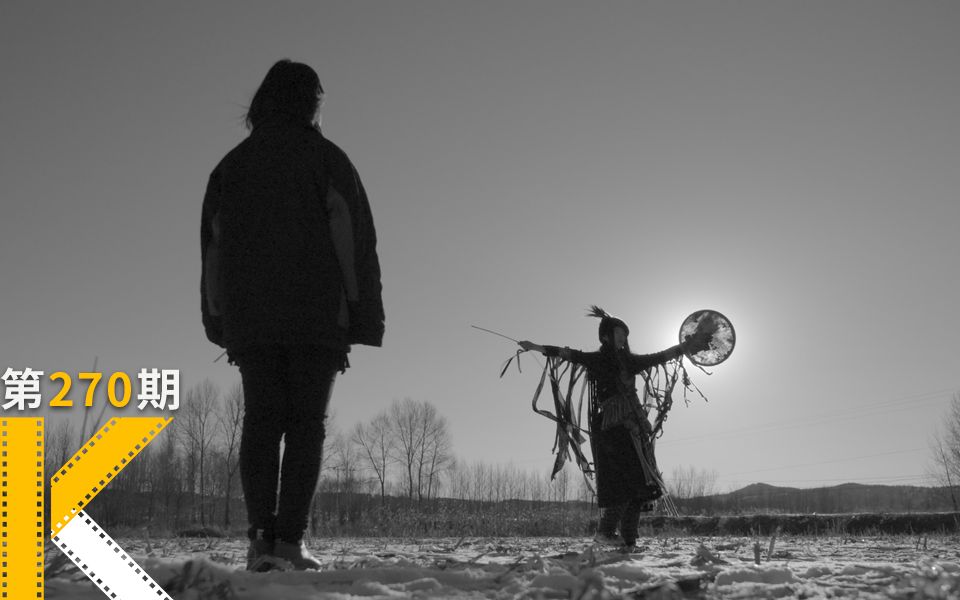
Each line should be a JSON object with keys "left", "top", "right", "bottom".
{"left": 245, "top": 529, "right": 275, "bottom": 571}
{"left": 593, "top": 531, "right": 625, "bottom": 546}
{"left": 595, "top": 504, "right": 626, "bottom": 547}
{"left": 272, "top": 539, "right": 323, "bottom": 571}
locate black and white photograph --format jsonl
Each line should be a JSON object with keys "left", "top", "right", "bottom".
{"left": 2, "top": 2, "right": 959, "bottom": 598}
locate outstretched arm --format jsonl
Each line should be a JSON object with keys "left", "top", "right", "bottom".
{"left": 518, "top": 341, "right": 595, "bottom": 366}
{"left": 518, "top": 340, "right": 547, "bottom": 354}
{"left": 626, "top": 330, "right": 712, "bottom": 372}
{"left": 626, "top": 345, "right": 684, "bottom": 372}
{"left": 519, "top": 341, "right": 573, "bottom": 359}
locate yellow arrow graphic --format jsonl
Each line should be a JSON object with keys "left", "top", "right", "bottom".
{"left": 49, "top": 417, "right": 173, "bottom": 599}
{"left": 50, "top": 417, "right": 170, "bottom": 534}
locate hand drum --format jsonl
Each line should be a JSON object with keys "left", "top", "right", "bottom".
{"left": 678, "top": 309, "right": 736, "bottom": 366}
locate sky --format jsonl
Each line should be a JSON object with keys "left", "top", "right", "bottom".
{"left": 1, "top": 1, "right": 958, "bottom": 492}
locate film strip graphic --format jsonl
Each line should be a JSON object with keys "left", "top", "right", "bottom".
{"left": 52, "top": 511, "right": 170, "bottom": 599}
{"left": 1, "top": 418, "right": 45, "bottom": 600}
{"left": 50, "top": 417, "right": 173, "bottom": 599}
{"left": 1, "top": 417, "right": 174, "bottom": 599}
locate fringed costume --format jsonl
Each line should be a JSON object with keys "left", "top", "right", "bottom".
{"left": 520, "top": 306, "right": 710, "bottom": 547}
{"left": 542, "top": 343, "right": 683, "bottom": 510}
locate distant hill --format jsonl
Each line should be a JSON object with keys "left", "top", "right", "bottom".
{"left": 674, "top": 482, "right": 958, "bottom": 515}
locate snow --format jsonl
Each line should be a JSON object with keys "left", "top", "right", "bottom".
{"left": 45, "top": 534, "right": 960, "bottom": 599}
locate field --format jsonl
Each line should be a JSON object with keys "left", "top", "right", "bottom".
{"left": 45, "top": 531, "right": 960, "bottom": 599}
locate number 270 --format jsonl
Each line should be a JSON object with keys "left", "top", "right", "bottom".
{"left": 48, "top": 372, "right": 133, "bottom": 408}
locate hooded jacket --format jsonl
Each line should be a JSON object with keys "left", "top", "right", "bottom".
{"left": 201, "top": 118, "right": 384, "bottom": 352}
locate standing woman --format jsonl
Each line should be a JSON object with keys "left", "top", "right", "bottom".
{"left": 519, "top": 307, "right": 708, "bottom": 549}
{"left": 201, "top": 60, "right": 384, "bottom": 570}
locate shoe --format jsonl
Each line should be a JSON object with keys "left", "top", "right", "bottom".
{"left": 272, "top": 540, "right": 323, "bottom": 571}
{"left": 246, "top": 531, "right": 274, "bottom": 571}
{"left": 248, "top": 554, "right": 292, "bottom": 573}
{"left": 593, "top": 532, "right": 624, "bottom": 546}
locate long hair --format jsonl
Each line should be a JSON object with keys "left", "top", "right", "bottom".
{"left": 245, "top": 59, "right": 324, "bottom": 130}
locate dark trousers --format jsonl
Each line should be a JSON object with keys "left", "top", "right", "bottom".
{"left": 235, "top": 345, "right": 344, "bottom": 544}
{"left": 597, "top": 498, "right": 646, "bottom": 545}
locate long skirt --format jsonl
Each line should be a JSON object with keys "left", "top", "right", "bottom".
{"left": 591, "top": 397, "right": 662, "bottom": 508}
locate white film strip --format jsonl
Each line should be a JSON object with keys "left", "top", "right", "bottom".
{"left": 52, "top": 510, "right": 172, "bottom": 599}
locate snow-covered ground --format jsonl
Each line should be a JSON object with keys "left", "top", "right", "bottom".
{"left": 45, "top": 534, "right": 960, "bottom": 599}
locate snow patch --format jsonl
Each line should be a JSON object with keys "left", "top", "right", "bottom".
{"left": 43, "top": 535, "right": 960, "bottom": 599}
{"left": 714, "top": 566, "right": 798, "bottom": 586}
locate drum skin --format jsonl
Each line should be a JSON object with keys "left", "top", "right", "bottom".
{"left": 679, "top": 309, "right": 736, "bottom": 366}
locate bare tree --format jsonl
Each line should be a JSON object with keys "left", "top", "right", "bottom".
{"left": 43, "top": 417, "right": 76, "bottom": 533}
{"left": 44, "top": 417, "right": 75, "bottom": 476}
{"left": 667, "top": 465, "right": 719, "bottom": 499}
{"left": 529, "top": 467, "right": 547, "bottom": 505}
{"left": 551, "top": 464, "right": 571, "bottom": 503}
{"left": 216, "top": 383, "right": 244, "bottom": 528}
{"left": 421, "top": 408, "right": 454, "bottom": 501}
{"left": 353, "top": 411, "right": 394, "bottom": 503}
{"left": 470, "top": 461, "right": 491, "bottom": 502}
{"left": 318, "top": 409, "right": 340, "bottom": 475}
{"left": 502, "top": 463, "right": 528, "bottom": 502}
{"left": 326, "top": 429, "right": 359, "bottom": 493}
{"left": 499, "top": 464, "right": 511, "bottom": 502}
{"left": 387, "top": 399, "right": 454, "bottom": 502}
{"left": 150, "top": 417, "right": 187, "bottom": 530}
{"left": 177, "top": 380, "right": 219, "bottom": 526}
{"left": 448, "top": 457, "right": 470, "bottom": 501}
{"left": 576, "top": 471, "right": 595, "bottom": 504}
{"left": 390, "top": 398, "right": 425, "bottom": 500}
{"left": 929, "top": 392, "right": 960, "bottom": 511}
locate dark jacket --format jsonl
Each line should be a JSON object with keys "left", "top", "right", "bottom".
{"left": 201, "top": 118, "right": 384, "bottom": 352}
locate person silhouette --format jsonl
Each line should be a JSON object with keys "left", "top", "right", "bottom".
{"left": 519, "top": 307, "right": 709, "bottom": 549}
{"left": 201, "top": 59, "right": 384, "bottom": 570}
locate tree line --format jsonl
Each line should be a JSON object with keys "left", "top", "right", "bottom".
{"left": 44, "top": 382, "right": 958, "bottom": 537}
{"left": 44, "top": 381, "right": 605, "bottom": 536}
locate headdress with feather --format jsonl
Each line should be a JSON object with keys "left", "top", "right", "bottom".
{"left": 587, "top": 305, "right": 629, "bottom": 342}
